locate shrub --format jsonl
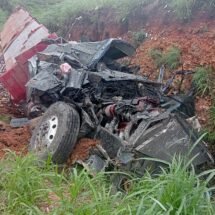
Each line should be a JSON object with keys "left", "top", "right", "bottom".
{"left": 131, "top": 30, "right": 147, "bottom": 48}
{"left": 149, "top": 48, "right": 164, "bottom": 68}
{"left": 205, "top": 106, "right": 215, "bottom": 144}
{"left": 204, "top": 130, "right": 215, "bottom": 144}
{"left": 149, "top": 46, "right": 181, "bottom": 70}
{"left": 163, "top": 46, "right": 181, "bottom": 70}
{"left": 192, "top": 67, "right": 212, "bottom": 96}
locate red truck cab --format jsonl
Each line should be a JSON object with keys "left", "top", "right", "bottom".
{"left": 0, "top": 8, "right": 57, "bottom": 103}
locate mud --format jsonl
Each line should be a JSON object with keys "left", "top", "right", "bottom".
{"left": 67, "top": 138, "right": 100, "bottom": 165}
{"left": 195, "top": 96, "right": 212, "bottom": 125}
{"left": 131, "top": 20, "right": 215, "bottom": 76}
{"left": 0, "top": 126, "right": 31, "bottom": 158}
{"left": 0, "top": 85, "right": 29, "bottom": 158}
{"left": 0, "top": 84, "right": 25, "bottom": 117}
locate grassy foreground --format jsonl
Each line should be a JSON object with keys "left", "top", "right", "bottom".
{"left": 0, "top": 153, "right": 214, "bottom": 215}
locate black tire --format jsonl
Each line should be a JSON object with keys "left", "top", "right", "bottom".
{"left": 29, "top": 102, "right": 80, "bottom": 164}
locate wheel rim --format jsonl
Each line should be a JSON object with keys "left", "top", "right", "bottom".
{"left": 34, "top": 115, "right": 58, "bottom": 152}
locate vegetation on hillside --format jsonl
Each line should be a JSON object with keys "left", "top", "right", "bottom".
{"left": 0, "top": 153, "right": 214, "bottom": 214}
{"left": 0, "top": 0, "right": 148, "bottom": 30}
{"left": 131, "top": 30, "right": 147, "bottom": 48}
{"left": 0, "top": 9, "right": 7, "bottom": 28}
{"left": 193, "top": 67, "right": 213, "bottom": 97}
{"left": 167, "top": 0, "right": 215, "bottom": 20}
{"left": 0, "top": 0, "right": 214, "bottom": 31}
{"left": 193, "top": 66, "right": 215, "bottom": 143}
{"left": 149, "top": 46, "right": 181, "bottom": 70}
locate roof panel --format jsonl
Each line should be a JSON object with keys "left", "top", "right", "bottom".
{"left": 0, "top": 9, "right": 33, "bottom": 51}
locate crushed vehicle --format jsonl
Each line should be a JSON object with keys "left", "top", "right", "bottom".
{"left": 25, "top": 38, "right": 214, "bottom": 178}
{"left": 0, "top": 9, "right": 213, "bottom": 182}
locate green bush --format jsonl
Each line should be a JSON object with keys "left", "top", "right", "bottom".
{"left": 149, "top": 48, "right": 164, "bottom": 68}
{"left": 163, "top": 46, "right": 181, "bottom": 69}
{"left": 131, "top": 30, "right": 147, "bottom": 48}
{"left": 149, "top": 46, "right": 181, "bottom": 70}
{"left": 204, "top": 130, "right": 215, "bottom": 144}
{"left": 192, "top": 67, "right": 212, "bottom": 96}
{"left": 205, "top": 106, "right": 215, "bottom": 144}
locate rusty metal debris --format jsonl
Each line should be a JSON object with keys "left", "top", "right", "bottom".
{"left": 0, "top": 10, "right": 214, "bottom": 178}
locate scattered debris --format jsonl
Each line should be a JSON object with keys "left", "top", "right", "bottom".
{"left": 10, "top": 118, "right": 29, "bottom": 128}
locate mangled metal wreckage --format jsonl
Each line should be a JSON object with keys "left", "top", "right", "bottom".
{"left": 24, "top": 38, "right": 213, "bottom": 176}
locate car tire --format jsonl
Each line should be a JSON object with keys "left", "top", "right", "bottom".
{"left": 29, "top": 102, "right": 80, "bottom": 164}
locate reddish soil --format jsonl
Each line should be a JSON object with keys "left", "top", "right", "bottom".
{"left": 130, "top": 20, "right": 215, "bottom": 77}
{"left": 67, "top": 138, "right": 100, "bottom": 165}
{"left": 0, "top": 85, "right": 29, "bottom": 158}
{"left": 0, "top": 84, "right": 24, "bottom": 117}
{"left": 195, "top": 96, "right": 212, "bottom": 125}
{"left": 0, "top": 125, "right": 31, "bottom": 158}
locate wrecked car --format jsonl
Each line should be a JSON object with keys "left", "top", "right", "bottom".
{"left": 25, "top": 38, "right": 213, "bottom": 176}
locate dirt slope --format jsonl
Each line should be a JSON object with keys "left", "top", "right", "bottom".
{"left": 0, "top": 85, "right": 30, "bottom": 158}
{"left": 130, "top": 16, "right": 215, "bottom": 126}
{"left": 131, "top": 19, "right": 215, "bottom": 76}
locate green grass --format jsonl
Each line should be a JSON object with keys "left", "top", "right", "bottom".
{"left": 163, "top": 46, "right": 181, "bottom": 70}
{"left": 0, "top": 114, "right": 11, "bottom": 123}
{"left": 149, "top": 46, "right": 181, "bottom": 70}
{"left": 204, "top": 129, "right": 215, "bottom": 144}
{"left": 1, "top": 0, "right": 215, "bottom": 32}
{"left": 0, "top": 152, "right": 214, "bottom": 214}
{"left": 166, "top": 0, "right": 196, "bottom": 21}
{"left": 0, "top": 9, "right": 8, "bottom": 30}
{"left": 131, "top": 30, "right": 147, "bottom": 48}
{"left": 193, "top": 66, "right": 215, "bottom": 144}
{"left": 192, "top": 67, "right": 213, "bottom": 96}
{"left": 0, "top": 0, "right": 148, "bottom": 32}
{"left": 204, "top": 106, "right": 215, "bottom": 144}
{"left": 166, "top": 0, "right": 215, "bottom": 21}
{"left": 149, "top": 48, "right": 164, "bottom": 68}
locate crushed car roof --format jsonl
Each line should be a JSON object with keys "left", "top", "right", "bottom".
{"left": 39, "top": 39, "right": 135, "bottom": 70}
